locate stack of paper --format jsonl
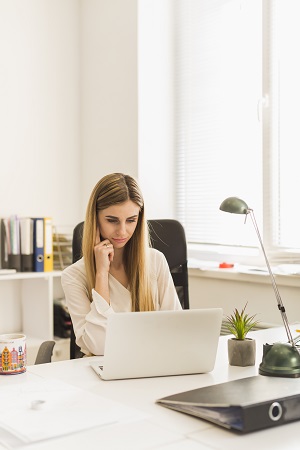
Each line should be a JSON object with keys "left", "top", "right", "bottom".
{"left": 0, "top": 378, "right": 146, "bottom": 449}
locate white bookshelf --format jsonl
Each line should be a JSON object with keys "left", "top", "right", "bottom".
{"left": 0, "top": 271, "right": 69, "bottom": 364}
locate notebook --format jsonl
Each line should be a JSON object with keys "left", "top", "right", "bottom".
{"left": 90, "top": 308, "right": 223, "bottom": 380}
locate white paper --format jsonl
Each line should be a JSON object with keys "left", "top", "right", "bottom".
{"left": 0, "top": 378, "right": 146, "bottom": 449}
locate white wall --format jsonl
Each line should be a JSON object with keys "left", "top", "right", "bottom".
{"left": 80, "top": 0, "right": 176, "bottom": 220}
{"left": 189, "top": 270, "right": 300, "bottom": 326}
{"left": 80, "top": 0, "right": 139, "bottom": 218}
{"left": 0, "top": 0, "right": 140, "bottom": 227}
{"left": 0, "top": 0, "right": 81, "bottom": 228}
{"left": 138, "top": 0, "right": 175, "bottom": 219}
{"left": 0, "top": 0, "right": 175, "bottom": 226}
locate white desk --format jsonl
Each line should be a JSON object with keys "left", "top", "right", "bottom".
{"left": 1, "top": 325, "right": 300, "bottom": 450}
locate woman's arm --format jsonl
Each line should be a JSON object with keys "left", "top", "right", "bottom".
{"left": 61, "top": 260, "right": 114, "bottom": 356}
{"left": 150, "top": 249, "right": 182, "bottom": 310}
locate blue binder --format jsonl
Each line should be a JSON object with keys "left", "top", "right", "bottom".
{"left": 33, "top": 218, "right": 44, "bottom": 272}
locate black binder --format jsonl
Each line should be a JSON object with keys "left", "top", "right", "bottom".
{"left": 0, "top": 219, "right": 9, "bottom": 269}
{"left": 156, "top": 375, "right": 300, "bottom": 433}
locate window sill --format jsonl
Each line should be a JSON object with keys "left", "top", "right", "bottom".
{"left": 188, "top": 262, "right": 300, "bottom": 288}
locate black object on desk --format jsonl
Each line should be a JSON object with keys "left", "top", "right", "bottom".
{"left": 157, "top": 375, "right": 300, "bottom": 433}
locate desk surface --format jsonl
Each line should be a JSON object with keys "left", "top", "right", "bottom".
{"left": 2, "top": 325, "right": 300, "bottom": 450}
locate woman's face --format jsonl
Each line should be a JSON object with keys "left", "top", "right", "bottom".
{"left": 97, "top": 200, "right": 140, "bottom": 249}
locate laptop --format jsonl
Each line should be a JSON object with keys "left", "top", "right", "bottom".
{"left": 90, "top": 308, "right": 223, "bottom": 380}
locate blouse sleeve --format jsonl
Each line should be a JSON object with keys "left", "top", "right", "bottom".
{"left": 150, "top": 249, "right": 183, "bottom": 311}
{"left": 61, "top": 259, "right": 114, "bottom": 356}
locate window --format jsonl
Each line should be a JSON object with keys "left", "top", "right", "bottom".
{"left": 174, "top": 0, "right": 300, "bottom": 263}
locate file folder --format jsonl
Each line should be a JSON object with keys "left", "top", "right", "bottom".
{"left": 44, "top": 217, "right": 53, "bottom": 272}
{"left": 20, "top": 217, "right": 34, "bottom": 272}
{"left": 7, "top": 215, "right": 21, "bottom": 271}
{"left": 157, "top": 375, "right": 300, "bottom": 433}
{"left": 0, "top": 219, "right": 9, "bottom": 269}
{"left": 33, "top": 218, "right": 44, "bottom": 272}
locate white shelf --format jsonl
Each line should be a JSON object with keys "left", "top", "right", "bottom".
{"left": 0, "top": 270, "right": 62, "bottom": 281}
{"left": 0, "top": 270, "right": 70, "bottom": 363}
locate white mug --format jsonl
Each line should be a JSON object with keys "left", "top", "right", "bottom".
{"left": 0, "top": 333, "right": 27, "bottom": 375}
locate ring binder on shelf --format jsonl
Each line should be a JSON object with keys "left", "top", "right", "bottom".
{"left": 1, "top": 215, "right": 54, "bottom": 272}
{"left": 20, "top": 217, "right": 34, "bottom": 272}
{"left": 0, "top": 219, "right": 9, "bottom": 269}
{"left": 44, "top": 217, "right": 53, "bottom": 272}
{"left": 33, "top": 218, "right": 44, "bottom": 272}
{"left": 4, "top": 215, "right": 21, "bottom": 271}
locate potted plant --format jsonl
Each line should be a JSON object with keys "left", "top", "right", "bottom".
{"left": 225, "top": 302, "right": 260, "bottom": 367}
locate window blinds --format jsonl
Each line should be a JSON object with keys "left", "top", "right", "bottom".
{"left": 174, "top": 0, "right": 262, "bottom": 248}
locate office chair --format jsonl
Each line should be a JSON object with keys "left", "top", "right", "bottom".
{"left": 148, "top": 219, "right": 189, "bottom": 310}
{"left": 70, "top": 219, "right": 189, "bottom": 359}
{"left": 34, "top": 340, "right": 56, "bottom": 365}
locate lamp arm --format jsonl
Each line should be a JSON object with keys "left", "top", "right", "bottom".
{"left": 248, "top": 209, "right": 295, "bottom": 346}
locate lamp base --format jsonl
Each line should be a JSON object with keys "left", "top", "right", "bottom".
{"left": 259, "top": 342, "right": 300, "bottom": 378}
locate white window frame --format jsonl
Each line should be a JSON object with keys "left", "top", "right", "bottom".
{"left": 174, "top": 0, "right": 300, "bottom": 267}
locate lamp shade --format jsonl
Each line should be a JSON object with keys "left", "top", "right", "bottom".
{"left": 219, "top": 197, "right": 249, "bottom": 215}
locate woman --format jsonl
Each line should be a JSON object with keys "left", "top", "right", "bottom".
{"left": 61, "top": 173, "right": 182, "bottom": 356}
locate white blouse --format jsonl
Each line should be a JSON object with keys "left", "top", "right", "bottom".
{"left": 61, "top": 248, "right": 182, "bottom": 356}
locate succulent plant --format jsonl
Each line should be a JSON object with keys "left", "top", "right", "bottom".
{"left": 225, "top": 302, "right": 259, "bottom": 340}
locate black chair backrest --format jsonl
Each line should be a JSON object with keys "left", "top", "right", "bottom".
{"left": 148, "top": 219, "right": 189, "bottom": 309}
{"left": 70, "top": 219, "right": 189, "bottom": 359}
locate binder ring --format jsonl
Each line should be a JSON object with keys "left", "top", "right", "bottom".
{"left": 269, "top": 402, "right": 283, "bottom": 421}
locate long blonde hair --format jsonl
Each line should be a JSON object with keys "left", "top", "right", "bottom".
{"left": 82, "top": 173, "right": 154, "bottom": 311}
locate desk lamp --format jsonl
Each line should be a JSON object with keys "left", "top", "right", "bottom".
{"left": 219, "top": 196, "right": 300, "bottom": 377}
